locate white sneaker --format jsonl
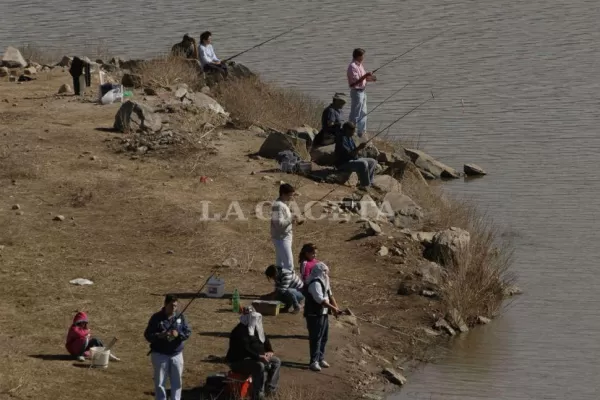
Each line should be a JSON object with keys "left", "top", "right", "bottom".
{"left": 309, "top": 362, "right": 321, "bottom": 372}
{"left": 319, "top": 360, "right": 330, "bottom": 368}
{"left": 77, "top": 356, "right": 85, "bottom": 362}
{"left": 109, "top": 354, "right": 120, "bottom": 361}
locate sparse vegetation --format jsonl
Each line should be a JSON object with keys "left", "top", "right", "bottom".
{"left": 134, "top": 55, "right": 205, "bottom": 90}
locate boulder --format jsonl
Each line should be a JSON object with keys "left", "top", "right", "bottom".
{"left": 425, "top": 227, "right": 470, "bottom": 265}
{"left": 57, "top": 56, "right": 73, "bottom": 67}
{"left": 408, "top": 231, "right": 436, "bottom": 244}
{"left": 185, "top": 92, "right": 228, "bottom": 119}
{"left": 464, "top": 163, "right": 487, "bottom": 176}
{"left": 310, "top": 144, "right": 336, "bottom": 166}
{"left": 372, "top": 175, "right": 402, "bottom": 193}
{"left": 415, "top": 261, "right": 444, "bottom": 288}
{"left": 0, "top": 66, "right": 9, "bottom": 77}
{"left": 362, "top": 144, "right": 380, "bottom": 160}
{"left": 226, "top": 62, "right": 256, "bottom": 79}
{"left": 288, "top": 125, "right": 317, "bottom": 146}
{"left": 258, "top": 131, "right": 309, "bottom": 161}
{"left": 358, "top": 194, "right": 381, "bottom": 220}
{"left": 404, "top": 148, "right": 459, "bottom": 179}
{"left": 1, "top": 46, "right": 27, "bottom": 68}
{"left": 477, "top": 316, "right": 492, "bottom": 325}
{"left": 174, "top": 86, "right": 188, "bottom": 99}
{"left": 382, "top": 368, "right": 407, "bottom": 386}
{"left": 381, "top": 192, "right": 423, "bottom": 227}
{"left": 113, "top": 101, "right": 162, "bottom": 133}
{"left": 122, "top": 73, "right": 142, "bottom": 88}
{"left": 365, "top": 220, "right": 382, "bottom": 236}
{"left": 23, "top": 67, "right": 37, "bottom": 76}
{"left": 434, "top": 318, "right": 456, "bottom": 336}
{"left": 58, "top": 84, "right": 72, "bottom": 94}
{"left": 448, "top": 308, "right": 469, "bottom": 333}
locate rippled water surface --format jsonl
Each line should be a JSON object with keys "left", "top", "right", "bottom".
{"left": 3, "top": 0, "right": 600, "bottom": 398}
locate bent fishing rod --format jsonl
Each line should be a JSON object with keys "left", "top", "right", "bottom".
{"left": 224, "top": 19, "right": 314, "bottom": 62}
{"left": 364, "top": 93, "right": 436, "bottom": 145}
{"left": 146, "top": 270, "right": 217, "bottom": 355}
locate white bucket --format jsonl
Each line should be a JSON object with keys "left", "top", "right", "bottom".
{"left": 90, "top": 346, "right": 110, "bottom": 368}
{"left": 206, "top": 277, "right": 225, "bottom": 298}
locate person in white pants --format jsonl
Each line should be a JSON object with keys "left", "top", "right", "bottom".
{"left": 144, "top": 294, "right": 192, "bottom": 400}
{"left": 271, "top": 184, "right": 303, "bottom": 271}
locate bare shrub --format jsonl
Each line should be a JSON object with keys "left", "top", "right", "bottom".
{"left": 135, "top": 56, "right": 204, "bottom": 90}
{"left": 214, "top": 75, "right": 323, "bottom": 130}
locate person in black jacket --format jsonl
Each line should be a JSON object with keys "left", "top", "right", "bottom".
{"left": 68, "top": 56, "right": 91, "bottom": 96}
{"left": 144, "top": 294, "right": 192, "bottom": 400}
{"left": 226, "top": 306, "right": 281, "bottom": 400}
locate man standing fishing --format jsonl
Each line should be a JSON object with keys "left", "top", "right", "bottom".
{"left": 271, "top": 184, "right": 303, "bottom": 271}
{"left": 144, "top": 295, "right": 191, "bottom": 400}
{"left": 347, "top": 48, "right": 376, "bottom": 138}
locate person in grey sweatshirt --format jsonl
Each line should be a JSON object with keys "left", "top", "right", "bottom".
{"left": 271, "top": 184, "right": 303, "bottom": 271}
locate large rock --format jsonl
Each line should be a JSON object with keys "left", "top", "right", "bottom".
{"left": 448, "top": 308, "right": 469, "bottom": 333}
{"left": 372, "top": 175, "right": 402, "bottom": 193}
{"left": 122, "top": 73, "right": 142, "bottom": 88}
{"left": 415, "top": 261, "right": 445, "bottom": 288}
{"left": 288, "top": 125, "right": 317, "bottom": 146}
{"left": 425, "top": 227, "right": 471, "bottom": 266}
{"left": 358, "top": 194, "right": 381, "bottom": 220}
{"left": 258, "top": 131, "right": 309, "bottom": 161}
{"left": 382, "top": 368, "right": 407, "bottom": 386}
{"left": 0, "top": 66, "right": 9, "bottom": 77}
{"left": 404, "top": 148, "right": 459, "bottom": 179}
{"left": 381, "top": 192, "right": 423, "bottom": 227}
{"left": 310, "top": 144, "right": 336, "bottom": 166}
{"left": 185, "top": 92, "right": 228, "bottom": 116}
{"left": 464, "top": 163, "right": 487, "bottom": 176}
{"left": 113, "top": 101, "right": 162, "bottom": 133}
{"left": 23, "top": 67, "right": 37, "bottom": 76}
{"left": 1, "top": 46, "right": 27, "bottom": 68}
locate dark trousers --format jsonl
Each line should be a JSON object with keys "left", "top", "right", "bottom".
{"left": 79, "top": 337, "right": 103, "bottom": 356}
{"left": 72, "top": 75, "right": 81, "bottom": 95}
{"left": 306, "top": 315, "right": 329, "bottom": 364}
{"left": 230, "top": 356, "right": 281, "bottom": 399}
{"left": 203, "top": 63, "right": 228, "bottom": 78}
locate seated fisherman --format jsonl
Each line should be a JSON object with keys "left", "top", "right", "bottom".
{"left": 265, "top": 264, "right": 304, "bottom": 314}
{"left": 198, "top": 31, "right": 228, "bottom": 77}
{"left": 335, "top": 121, "right": 378, "bottom": 189}
{"left": 65, "top": 311, "right": 120, "bottom": 362}
{"left": 226, "top": 306, "right": 281, "bottom": 400}
{"left": 171, "top": 34, "right": 198, "bottom": 60}
{"left": 313, "top": 93, "right": 347, "bottom": 147}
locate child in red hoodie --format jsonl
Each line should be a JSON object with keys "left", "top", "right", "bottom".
{"left": 65, "top": 311, "right": 119, "bottom": 362}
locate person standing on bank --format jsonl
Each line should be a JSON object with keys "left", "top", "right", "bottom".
{"left": 304, "top": 262, "right": 341, "bottom": 372}
{"left": 347, "top": 48, "right": 377, "bottom": 138}
{"left": 271, "top": 183, "right": 304, "bottom": 271}
{"left": 198, "top": 31, "right": 228, "bottom": 77}
{"left": 144, "top": 295, "right": 192, "bottom": 400}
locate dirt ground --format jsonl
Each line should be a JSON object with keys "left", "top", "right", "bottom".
{"left": 0, "top": 71, "right": 446, "bottom": 400}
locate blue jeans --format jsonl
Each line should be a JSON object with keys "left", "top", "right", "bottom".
{"left": 306, "top": 315, "right": 329, "bottom": 364}
{"left": 340, "top": 158, "right": 377, "bottom": 187}
{"left": 151, "top": 352, "right": 184, "bottom": 400}
{"left": 349, "top": 89, "right": 367, "bottom": 136}
{"left": 276, "top": 288, "right": 304, "bottom": 309}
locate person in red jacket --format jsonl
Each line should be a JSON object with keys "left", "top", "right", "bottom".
{"left": 65, "top": 311, "right": 120, "bottom": 362}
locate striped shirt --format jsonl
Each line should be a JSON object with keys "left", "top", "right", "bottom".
{"left": 274, "top": 266, "right": 304, "bottom": 291}
{"left": 347, "top": 60, "right": 367, "bottom": 90}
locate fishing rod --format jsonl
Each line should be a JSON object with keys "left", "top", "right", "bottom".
{"left": 356, "top": 80, "right": 413, "bottom": 123}
{"left": 372, "top": 27, "right": 454, "bottom": 74}
{"left": 223, "top": 19, "right": 313, "bottom": 62}
{"left": 146, "top": 270, "right": 217, "bottom": 355}
{"left": 364, "top": 93, "right": 436, "bottom": 145}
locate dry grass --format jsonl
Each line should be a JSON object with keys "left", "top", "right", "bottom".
{"left": 134, "top": 55, "right": 204, "bottom": 90}
{"left": 214, "top": 75, "right": 323, "bottom": 130}
{"left": 0, "top": 145, "right": 42, "bottom": 180}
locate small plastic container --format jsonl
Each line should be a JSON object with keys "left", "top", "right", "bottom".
{"left": 206, "top": 276, "right": 225, "bottom": 298}
{"left": 90, "top": 346, "right": 110, "bottom": 368}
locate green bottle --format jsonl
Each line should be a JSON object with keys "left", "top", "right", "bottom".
{"left": 232, "top": 288, "right": 240, "bottom": 313}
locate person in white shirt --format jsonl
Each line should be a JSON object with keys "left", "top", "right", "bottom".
{"left": 303, "top": 262, "right": 340, "bottom": 372}
{"left": 198, "top": 31, "right": 228, "bottom": 77}
{"left": 270, "top": 184, "right": 303, "bottom": 271}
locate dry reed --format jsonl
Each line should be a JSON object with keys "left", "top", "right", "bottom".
{"left": 134, "top": 55, "right": 204, "bottom": 90}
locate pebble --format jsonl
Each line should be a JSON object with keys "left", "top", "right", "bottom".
{"left": 90, "top": 156, "right": 98, "bottom": 161}
{"left": 166, "top": 249, "right": 175, "bottom": 254}
{"left": 53, "top": 215, "right": 65, "bottom": 221}
{"left": 12, "top": 204, "right": 20, "bottom": 210}
{"left": 377, "top": 245, "right": 389, "bottom": 257}
{"left": 16, "top": 211, "right": 24, "bottom": 216}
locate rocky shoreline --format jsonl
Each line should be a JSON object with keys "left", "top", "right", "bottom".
{"left": 0, "top": 45, "right": 518, "bottom": 399}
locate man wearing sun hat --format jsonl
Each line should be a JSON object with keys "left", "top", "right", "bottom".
{"left": 313, "top": 92, "right": 348, "bottom": 147}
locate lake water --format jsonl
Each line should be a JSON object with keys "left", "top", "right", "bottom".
{"left": 3, "top": 0, "right": 600, "bottom": 398}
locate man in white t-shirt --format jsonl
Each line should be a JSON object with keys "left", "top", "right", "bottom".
{"left": 270, "top": 184, "right": 303, "bottom": 271}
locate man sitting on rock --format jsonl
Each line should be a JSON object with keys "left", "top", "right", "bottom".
{"left": 335, "top": 121, "right": 378, "bottom": 189}
{"left": 313, "top": 93, "right": 347, "bottom": 147}
{"left": 171, "top": 34, "right": 198, "bottom": 60}
{"left": 264, "top": 264, "right": 304, "bottom": 314}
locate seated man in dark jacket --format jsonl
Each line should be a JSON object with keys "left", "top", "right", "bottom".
{"left": 335, "top": 121, "right": 378, "bottom": 188}
{"left": 226, "top": 307, "right": 281, "bottom": 400}
{"left": 313, "top": 93, "right": 347, "bottom": 147}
